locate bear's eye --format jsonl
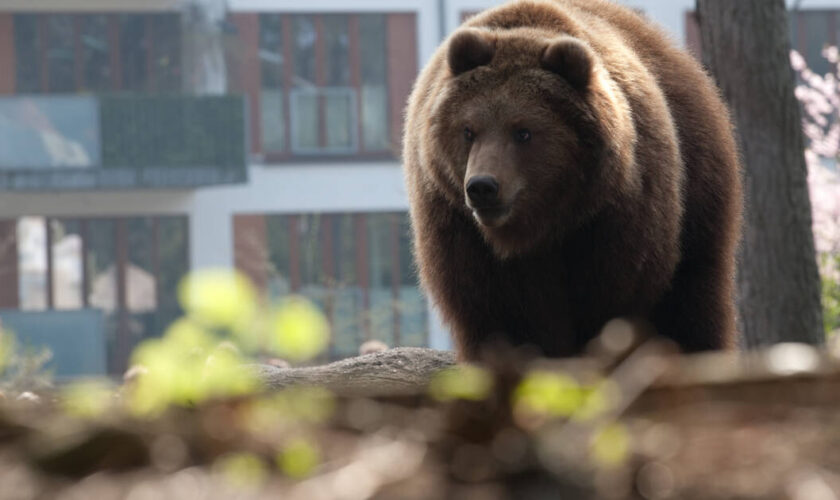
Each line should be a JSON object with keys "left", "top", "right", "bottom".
{"left": 515, "top": 128, "right": 532, "bottom": 143}
{"left": 464, "top": 127, "right": 476, "bottom": 142}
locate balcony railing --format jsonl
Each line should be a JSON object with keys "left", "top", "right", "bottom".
{"left": 0, "top": 94, "right": 247, "bottom": 190}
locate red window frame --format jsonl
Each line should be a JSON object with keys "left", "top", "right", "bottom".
{"left": 233, "top": 212, "right": 427, "bottom": 357}
{"left": 9, "top": 12, "right": 181, "bottom": 94}
{"left": 230, "top": 12, "right": 418, "bottom": 163}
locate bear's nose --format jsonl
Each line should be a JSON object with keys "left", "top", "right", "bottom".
{"left": 466, "top": 176, "right": 500, "bottom": 206}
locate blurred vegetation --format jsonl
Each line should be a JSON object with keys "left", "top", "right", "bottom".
{"left": 2, "top": 271, "right": 840, "bottom": 499}
{"left": 0, "top": 329, "right": 54, "bottom": 398}
{"left": 823, "top": 253, "right": 840, "bottom": 335}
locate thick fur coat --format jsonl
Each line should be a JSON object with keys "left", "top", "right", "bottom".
{"left": 403, "top": 0, "right": 742, "bottom": 359}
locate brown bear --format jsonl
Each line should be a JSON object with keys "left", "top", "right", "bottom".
{"left": 403, "top": 0, "right": 743, "bottom": 360}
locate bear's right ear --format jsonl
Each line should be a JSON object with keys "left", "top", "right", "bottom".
{"left": 448, "top": 29, "right": 495, "bottom": 76}
{"left": 541, "top": 38, "right": 594, "bottom": 91}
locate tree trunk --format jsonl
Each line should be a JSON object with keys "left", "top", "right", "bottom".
{"left": 697, "top": 0, "right": 824, "bottom": 347}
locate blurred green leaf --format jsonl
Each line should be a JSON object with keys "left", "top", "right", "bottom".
{"left": 127, "top": 318, "right": 260, "bottom": 417}
{"left": 277, "top": 438, "right": 320, "bottom": 479}
{"left": 514, "top": 371, "right": 583, "bottom": 418}
{"left": 590, "top": 422, "right": 630, "bottom": 467}
{"left": 61, "top": 379, "right": 114, "bottom": 418}
{"left": 572, "top": 382, "right": 616, "bottom": 422}
{"left": 0, "top": 329, "right": 15, "bottom": 374}
{"left": 178, "top": 269, "right": 258, "bottom": 332}
{"left": 268, "top": 297, "right": 330, "bottom": 362}
{"left": 215, "top": 452, "right": 269, "bottom": 489}
{"left": 428, "top": 365, "right": 493, "bottom": 402}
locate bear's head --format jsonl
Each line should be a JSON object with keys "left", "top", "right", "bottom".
{"left": 426, "top": 27, "right": 637, "bottom": 259}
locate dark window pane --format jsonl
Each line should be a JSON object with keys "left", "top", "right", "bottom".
{"left": 324, "top": 90, "right": 355, "bottom": 150}
{"left": 119, "top": 15, "right": 149, "bottom": 91}
{"left": 359, "top": 15, "right": 389, "bottom": 151}
{"left": 84, "top": 219, "right": 117, "bottom": 371}
{"left": 332, "top": 214, "right": 361, "bottom": 357}
{"left": 260, "top": 14, "right": 285, "bottom": 152}
{"left": 46, "top": 15, "right": 76, "bottom": 93}
{"left": 398, "top": 214, "right": 426, "bottom": 347}
{"left": 367, "top": 213, "right": 395, "bottom": 346}
{"left": 361, "top": 85, "right": 387, "bottom": 151}
{"left": 298, "top": 214, "right": 323, "bottom": 287}
{"left": 333, "top": 214, "right": 356, "bottom": 285}
{"left": 292, "top": 15, "right": 316, "bottom": 87}
{"left": 291, "top": 16, "right": 317, "bottom": 153}
{"left": 80, "top": 15, "right": 112, "bottom": 92}
{"left": 126, "top": 217, "right": 155, "bottom": 311}
{"left": 14, "top": 15, "right": 42, "bottom": 93}
{"left": 156, "top": 217, "right": 188, "bottom": 334}
{"left": 290, "top": 90, "right": 319, "bottom": 151}
{"left": 261, "top": 89, "right": 285, "bottom": 152}
{"left": 124, "top": 217, "right": 158, "bottom": 349}
{"left": 323, "top": 15, "right": 349, "bottom": 86}
{"left": 359, "top": 15, "right": 386, "bottom": 85}
{"left": 266, "top": 215, "right": 291, "bottom": 297}
{"left": 259, "top": 14, "right": 284, "bottom": 88}
{"left": 150, "top": 14, "right": 181, "bottom": 91}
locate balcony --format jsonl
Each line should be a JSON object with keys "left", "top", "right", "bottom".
{"left": 0, "top": 94, "right": 247, "bottom": 190}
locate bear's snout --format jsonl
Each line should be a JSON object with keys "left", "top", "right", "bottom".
{"left": 466, "top": 175, "right": 500, "bottom": 208}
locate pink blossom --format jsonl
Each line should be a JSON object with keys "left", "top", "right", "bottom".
{"left": 792, "top": 50, "right": 807, "bottom": 71}
{"left": 792, "top": 49, "right": 840, "bottom": 258}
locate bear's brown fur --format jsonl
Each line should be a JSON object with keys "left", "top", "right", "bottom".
{"left": 403, "top": 0, "right": 742, "bottom": 360}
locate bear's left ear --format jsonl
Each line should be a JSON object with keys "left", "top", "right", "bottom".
{"left": 448, "top": 28, "right": 495, "bottom": 76}
{"left": 541, "top": 38, "right": 594, "bottom": 91}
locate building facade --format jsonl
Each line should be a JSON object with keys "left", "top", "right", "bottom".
{"left": 0, "top": 0, "right": 837, "bottom": 375}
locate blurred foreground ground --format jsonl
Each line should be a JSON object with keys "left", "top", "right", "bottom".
{"left": 1, "top": 337, "right": 840, "bottom": 500}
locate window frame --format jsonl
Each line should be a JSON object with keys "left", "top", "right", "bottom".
{"left": 233, "top": 212, "right": 429, "bottom": 359}
{"left": 13, "top": 12, "right": 182, "bottom": 94}
{"left": 252, "top": 12, "right": 399, "bottom": 163}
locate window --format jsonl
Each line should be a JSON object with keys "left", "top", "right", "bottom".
{"left": 81, "top": 15, "right": 113, "bottom": 93}
{"left": 234, "top": 212, "right": 428, "bottom": 359}
{"left": 790, "top": 10, "right": 838, "bottom": 76}
{"left": 0, "top": 96, "right": 101, "bottom": 168}
{"left": 257, "top": 13, "right": 391, "bottom": 157}
{"left": 12, "top": 215, "right": 189, "bottom": 373}
{"left": 13, "top": 13, "right": 182, "bottom": 94}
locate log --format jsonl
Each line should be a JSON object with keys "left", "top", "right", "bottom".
{"left": 254, "top": 347, "right": 457, "bottom": 398}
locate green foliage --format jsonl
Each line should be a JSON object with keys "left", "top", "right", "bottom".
{"left": 178, "top": 269, "right": 259, "bottom": 333}
{"left": 590, "top": 422, "right": 630, "bottom": 467}
{"left": 428, "top": 365, "right": 493, "bottom": 402}
{"left": 214, "top": 452, "right": 269, "bottom": 489}
{"left": 61, "top": 379, "right": 115, "bottom": 419}
{"left": 267, "top": 298, "right": 331, "bottom": 362}
{"left": 513, "top": 371, "right": 615, "bottom": 423}
{"left": 277, "top": 438, "right": 321, "bottom": 479}
{"left": 0, "top": 328, "right": 54, "bottom": 397}
{"left": 128, "top": 318, "right": 260, "bottom": 417}
{"left": 0, "top": 329, "right": 14, "bottom": 374}
{"left": 822, "top": 254, "right": 840, "bottom": 335}
{"left": 126, "top": 269, "right": 333, "bottom": 417}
